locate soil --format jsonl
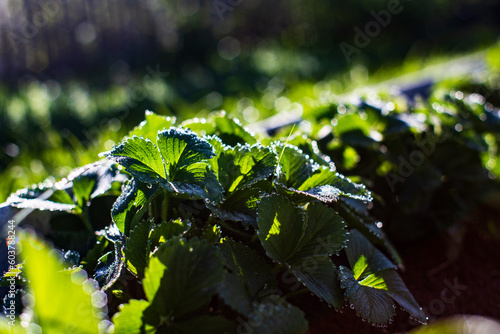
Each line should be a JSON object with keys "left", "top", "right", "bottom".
{"left": 296, "top": 205, "right": 500, "bottom": 333}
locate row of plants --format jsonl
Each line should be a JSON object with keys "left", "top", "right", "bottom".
{"left": 281, "top": 73, "right": 500, "bottom": 241}
{"left": 0, "top": 49, "right": 498, "bottom": 333}
{"left": 1, "top": 111, "right": 428, "bottom": 332}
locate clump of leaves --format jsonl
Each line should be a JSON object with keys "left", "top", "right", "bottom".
{"left": 0, "top": 111, "right": 426, "bottom": 332}
{"left": 302, "top": 84, "right": 500, "bottom": 241}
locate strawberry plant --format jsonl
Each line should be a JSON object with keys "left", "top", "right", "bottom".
{"left": 0, "top": 111, "right": 426, "bottom": 332}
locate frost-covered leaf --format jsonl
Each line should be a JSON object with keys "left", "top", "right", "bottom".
{"left": 157, "top": 127, "right": 215, "bottom": 174}
{"left": 273, "top": 144, "right": 371, "bottom": 203}
{"left": 94, "top": 243, "right": 123, "bottom": 290}
{"left": 104, "top": 136, "right": 166, "bottom": 184}
{"left": 7, "top": 187, "right": 76, "bottom": 213}
{"left": 338, "top": 230, "right": 426, "bottom": 325}
{"left": 111, "top": 179, "right": 159, "bottom": 235}
{"left": 213, "top": 115, "right": 257, "bottom": 146}
{"left": 298, "top": 166, "right": 372, "bottom": 202}
{"left": 105, "top": 127, "right": 223, "bottom": 203}
{"left": 145, "top": 238, "right": 225, "bottom": 317}
{"left": 338, "top": 265, "right": 395, "bottom": 325}
{"left": 210, "top": 141, "right": 277, "bottom": 194}
{"left": 183, "top": 113, "right": 256, "bottom": 146}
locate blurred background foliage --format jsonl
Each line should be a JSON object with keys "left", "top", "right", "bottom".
{"left": 0, "top": 0, "right": 499, "bottom": 201}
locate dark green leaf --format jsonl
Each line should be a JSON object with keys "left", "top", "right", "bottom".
{"left": 145, "top": 238, "right": 225, "bottom": 317}
{"left": 298, "top": 166, "right": 372, "bottom": 202}
{"left": 94, "top": 242, "right": 123, "bottom": 290}
{"left": 338, "top": 266, "right": 395, "bottom": 325}
{"left": 124, "top": 220, "right": 153, "bottom": 278}
{"left": 111, "top": 179, "right": 159, "bottom": 235}
{"left": 149, "top": 218, "right": 191, "bottom": 249}
{"left": 290, "top": 256, "right": 343, "bottom": 308}
{"left": 338, "top": 230, "right": 426, "bottom": 325}
{"left": 274, "top": 144, "right": 316, "bottom": 189}
{"left": 257, "top": 195, "right": 304, "bottom": 263}
{"left": 218, "top": 239, "right": 276, "bottom": 314}
{"left": 288, "top": 202, "right": 346, "bottom": 263}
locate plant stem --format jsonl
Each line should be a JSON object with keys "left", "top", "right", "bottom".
{"left": 80, "top": 206, "right": 94, "bottom": 233}
{"left": 162, "top": 191, "right": 169, "bottom": 222}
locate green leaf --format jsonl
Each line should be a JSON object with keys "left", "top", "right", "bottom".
{"left": 124, "top": 219, "right": 153, "bottom": 278}
{"left": 20, "top": 230, "right": 103, "bottom": 333}
{"left": 149, "top": 218, "right": 191, "bottom": 249}
{"left": 290, "top": 256, "right": 343, "bottom": 308}
{"left": 219, "top": 272, "right": 253, "bottom": 315}
{"left": 112, "top": 299, "right": 155, "bottom": 334}
{"left": 345, "top": 230, "right": 394, "bottom": 279}
{"left": 7, "top": 187, "right": 76, "bottom": 212}
{"left": 335, "top": 200, "right": 403, "bottom": 267}
{"left": 274, "top": 144, "right": 316, "bottom": 189}
{"left": 105, "top": 136, "right": 166, "bottom": 184}
{"left": 128, "top": 110, "right": 176, "bottom": 142}
{"left": 157, "top": 127, "right": 215, "bottom": 175}
{"left": 257, "top": 196, "right": 346, "bottom": 264}
{"left": 298, "top": 166, "right": 372, "bottom": 202}
{"left": 111, "top": 179, "right": 159, "bottom": 235}
{"left": 145, "top": 238, "right": 226, "bottom": 317}
{"left": 338, "top": 230, "right": 426, "bottom": 325}
{"left": 218, "top": 239, "right": 276, "bottom": 314}
{"left": 211, "top": 141, "right": 277, "bottom": 193}
{"left": 106, "top": 127, "right": 223, "bottom": 203}
{"left": 70, "top": 160, "right": 126, "bottom": 208}
{"left": 94, "top": 243, "right": 123, "bottom": 290}
{"left": 209, "top": 187, "right": 263, "bottom": 227}
{"left": 257, "top": 195, "right": 304, "bottom": 263}
{"left": 213, "top": 115, "right": 257, "bottom": 146}
{"left": 182, "top": 113, "right": 257, "bottom": 146}
{"left": 288, "top": 202, "right": 346, "bottom": 262}
{"left": 273, "top": 144, "right": 371, "bottom": 203}
{"left": 338, "top": 266, "right": 395, "bottom": 325}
